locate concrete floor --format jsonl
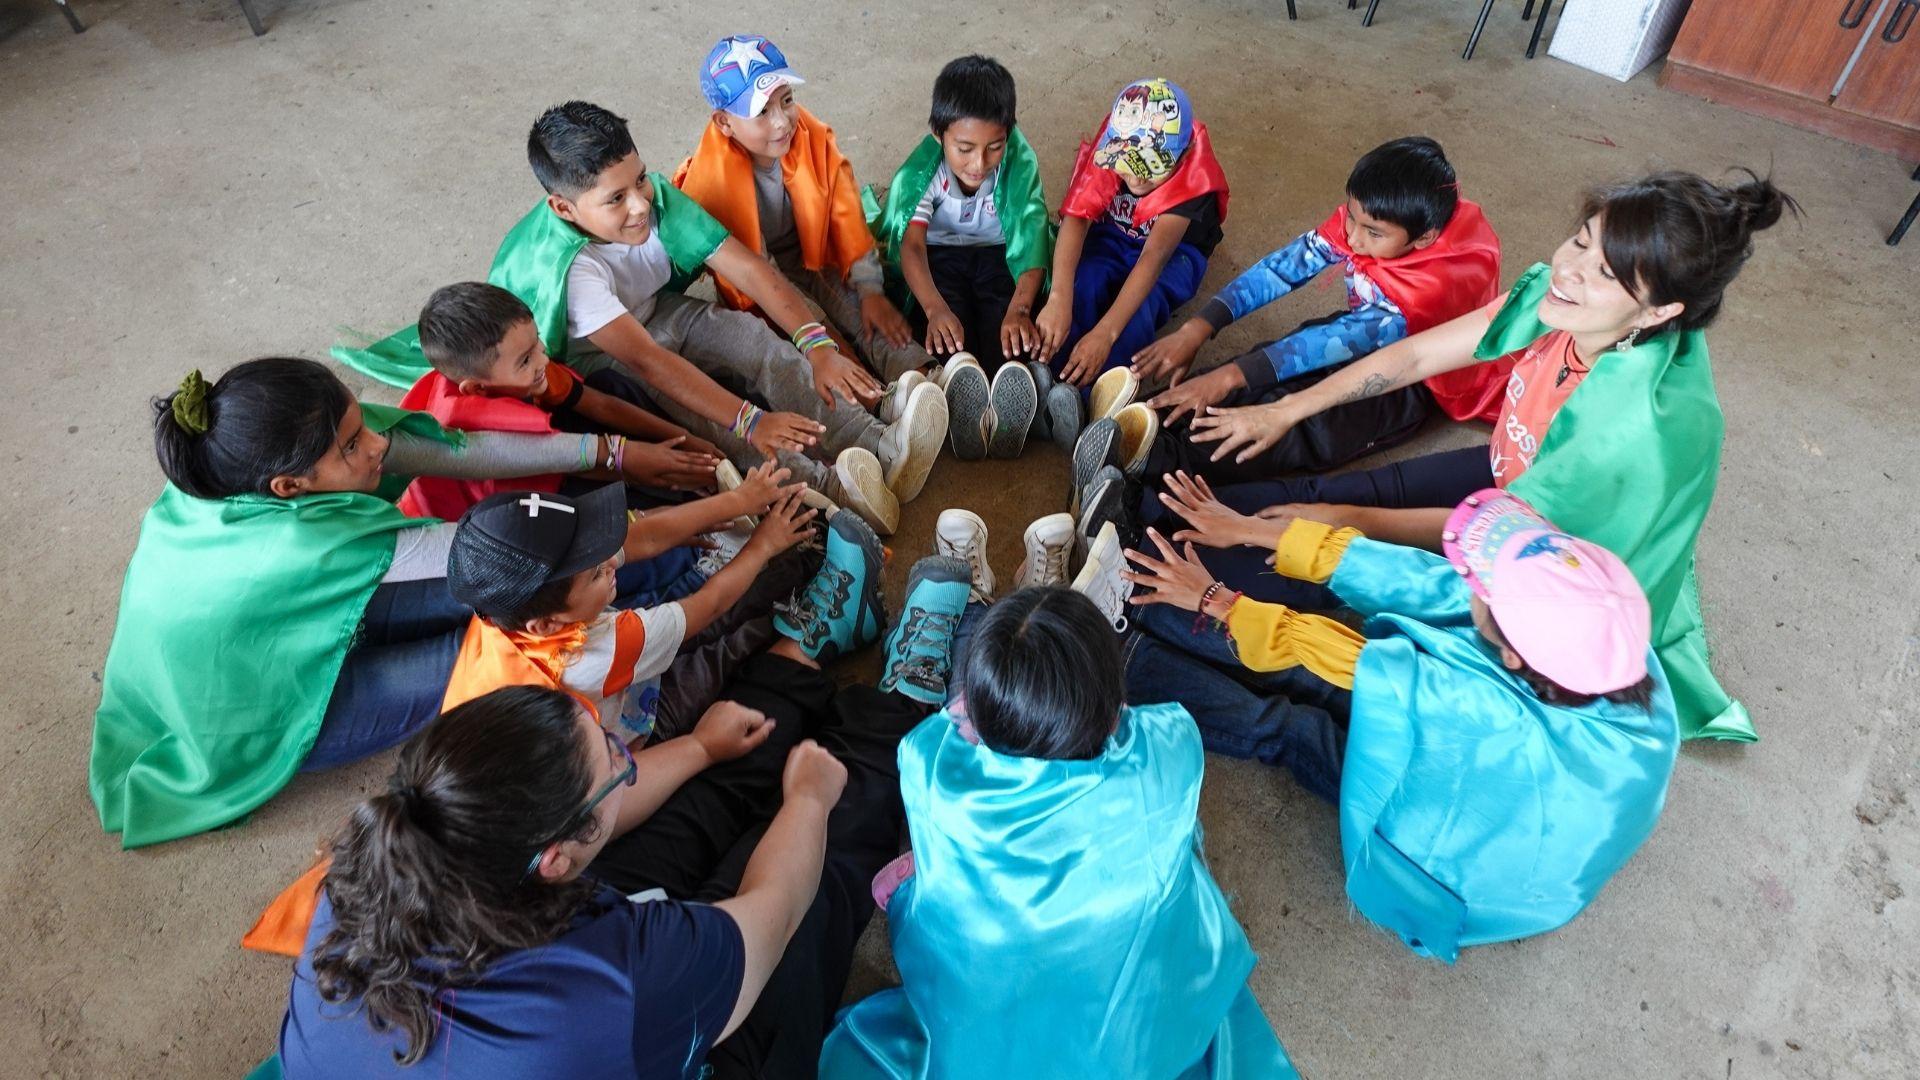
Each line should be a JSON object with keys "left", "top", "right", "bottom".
{"left": 2, "top": 0, "right": 1916, "bottom": 1075}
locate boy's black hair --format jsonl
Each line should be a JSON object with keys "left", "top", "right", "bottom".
{"left": 528, "top": 101, "right": 637, "bottom": 198}
{"left": 961, "top": 587, "right": 1122, "bottom": 761}
{"left": 929, "top": 55, "right": 1017, "bottom": 136}
{"left": 418, "top": 282, "right": 536, "bottom": 381}
{"left": 1346, "top": 136, "right": 1459, "bottom": 240}
{"left": 152, "top": 356, "right": 353, "bottom": 500}
{"left": 466, "top": 567, "right": 580, "bottom": 630}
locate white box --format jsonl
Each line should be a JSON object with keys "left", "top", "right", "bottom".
{"left": 1547, "top": 0, "right": 1698, "bottom": 82}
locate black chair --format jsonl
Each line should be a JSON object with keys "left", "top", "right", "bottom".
{"left": 51, "top": 0, "right": 268, "bottom": 35}
{"left": 1340, "top": 0, "right": 1557, "bottom": 59}
{"left": 1891, "top": 164, "right": 1920, "bottom": 247}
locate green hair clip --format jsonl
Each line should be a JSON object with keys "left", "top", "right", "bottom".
{"left": 171, "top": 370, "right": 211, "bottom": 436}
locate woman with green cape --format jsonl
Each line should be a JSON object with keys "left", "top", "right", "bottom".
{"left": 1165, "top": 171, "right": 1796, "bottom": 743}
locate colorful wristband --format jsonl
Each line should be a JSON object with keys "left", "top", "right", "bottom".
{"left": 791, "top": 321, "right": 834, "bottom": 356}
{"left": 731, "top": 401, "right": 764, "bottom": 442}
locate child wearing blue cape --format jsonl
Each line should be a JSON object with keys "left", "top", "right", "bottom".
{"left": 820, "top": 585, "right": 1297, "bottom": 1078}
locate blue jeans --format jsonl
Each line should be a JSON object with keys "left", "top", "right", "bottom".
{"left": 304, "top": 548, "right": 707, "bottom": 771}
{"left": 1124, "top": 602, "right": 1351, "bottom": 803}
{"left": 1060, "top": 222, "right": 1207, "bottom": 380}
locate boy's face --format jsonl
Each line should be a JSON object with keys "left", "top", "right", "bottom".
{"left": 549, "top": 151, "right": 656, "bottom": 246}
{"left": 271, "top": 399, "right": 388, "bottom": 498}
{"left": 1120, "top": 170, "right": 1167, "bottom": 197}
{"left": 458, "top": 318, "right": 550, "bottom": 400}
{"left": 715, "top": 85, "right": 799, "bottom": 164}
{"left": 530, "top": 553, "right": 623, "bottom": 634}
{"left": 937, "top": 118, "right": 1008, "bottom": 193}
{"left": 1343, "top": 195, "right": 1434, "bottom": 259}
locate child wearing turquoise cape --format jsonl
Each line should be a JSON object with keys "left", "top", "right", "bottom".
{"left": 1125, "top": 480, "right": 1678, "bottom": 961}
{"left": 821, "top": 587, "right": 1298, "bottom": 1078}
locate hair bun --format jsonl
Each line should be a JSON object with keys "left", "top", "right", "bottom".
{"left": 1726, "top": 171, "right": 1795, "bottom": 235}
{"left": 169, "top": 370, "right": 212, "bottom": 436}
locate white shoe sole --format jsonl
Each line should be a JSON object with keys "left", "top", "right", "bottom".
{"left": 835, "top": 448, "right": 900, "bottom": 536}
{"left": 883, "top": 381, "right": 948, "bottom": 503}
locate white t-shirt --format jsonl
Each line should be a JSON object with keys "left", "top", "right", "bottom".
{"left": 911, "top": 162, "right": 1005, "bottom": 248}
{"left": 560, "top": 605, "right": 687, "bottom": 737}
{"left": 566, "top": 232, "right": 676, "bottom": 343}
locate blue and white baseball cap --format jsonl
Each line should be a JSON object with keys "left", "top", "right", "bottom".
{"left": 700, "top": 35, "right": 806, "bottom": 118}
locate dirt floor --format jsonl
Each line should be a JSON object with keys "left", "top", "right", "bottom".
{"left": 2, "top": 0, "right": 1916, "bottom": 1076}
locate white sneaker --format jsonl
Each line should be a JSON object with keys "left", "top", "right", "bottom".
{"left": 694, "top": 523, "right": 753, "bottom": 578}
{"left": 935, "top": 508, "right": 994, "bottom": 601}
{"left": 1069, "top": 521, "right": 1131, "bottom": 633}
{"left": 711, "top": 459, "right": 758, "bottom": 531}
{"left": 832, "top": 447, "right": 900, "bottom": 536}
{"left": 880, "top": 370, "right": 931, "bottom": 425}
{"left": 1089, "top": 367, "right": 1138, "bottom": 423}
{"left": 1111, "top": 402, "right": 1160, "bottom": 478}
{"left": 1013, "top": 512, "right": 1075, "bottom": 590}
{"left": 878, "top": 381, "right": 948, "bottom": 504}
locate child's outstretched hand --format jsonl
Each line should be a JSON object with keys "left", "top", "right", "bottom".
{"left": 861, "top": 294, "right": 914, "bottom": 349}
{"left": 1150, "top": 365, "right": 1245, "bottom": 427}
{"left": 808, "top": 347, "right": 885, "bottom": 409}
{"left": 619, "top": 436, "right": 721, "bottom": 492}
{"left": 1033, "top": 296, "right": 1072, "bottom": 363}
{"left": 691, "top": 700, "right": 775, "bottom": 765}
{"left": 1000, "top": 309, "right": 1039, "bottom": 360}
{"left": 744, "top": 490, "right": 818, "bottom": 558}
{"left": 924, "top": 307, "right": 966, "bottom": 356}
{"left": 1157, "top": 471, "right": 1283, "bottom": 551}
{"left": 1188, "top": 401, "right": 1295, "bottom": 464}
{"left": 732, "top": 460, "right": 799, "bottom": 516}
{"left": 1131, "top": 320, "right": 1208, "bottom": 384}
{"left": 750, "top": 411, "right": 825, "bottom": 457}
{"left": 1060, "top": 326, "right": 1115, "bottom": 388}
{"left": 1120, "top": 528, "right": 1217, "bottom": 614}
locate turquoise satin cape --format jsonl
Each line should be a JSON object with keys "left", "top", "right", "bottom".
{"left": 819, "top": 703, "right": 1297, "bottom": 1078}
{"left": 332, "top": 178, "right": 729, "bottom": 388}
{"left": 1478, "top": 263, "right": 1750, "bottom": 742}
{"left": 89, "top": 406, "right": 452, "bottom": 847}
{"left": 1331, "top": 537, "right": 1679, "bottom": 962}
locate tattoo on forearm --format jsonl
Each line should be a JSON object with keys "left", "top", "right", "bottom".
{"left": 1334, "top": 373, "right": 1395, "bottom": 405}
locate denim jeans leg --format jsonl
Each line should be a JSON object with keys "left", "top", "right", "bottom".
{"left": 306, "top": 631, "right": 461, "bottom": 771}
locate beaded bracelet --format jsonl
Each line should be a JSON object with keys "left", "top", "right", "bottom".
{"left": 730, "top": 400, "right": 764, "bottom": 442}
{"left": 791, "top": 321, "right": 835, "bottom": 356}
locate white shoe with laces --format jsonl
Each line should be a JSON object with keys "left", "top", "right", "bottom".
{"left": 693, "top": 524, "right": 753, "bottom": 579}
{"left": 880, "top": 370, "right": 931, "bottom": 425}
{"left": 1070, "top": 521, "right": 1132, "bottom": 633}
{"left": 934, "top": 507, "right": 994, "bottom": 602}
{"left": 1012, "top": 512, "right": 1075, "bottom": 590}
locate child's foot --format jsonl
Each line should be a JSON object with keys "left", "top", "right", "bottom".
{"left": 941, "top": 354, "right": 990, "bottom": 461}
{"left": 774, "top": 511, "right": 887, "bottom": 662}
{"left": 986, "top": 362, "right": 1037, "bottom": 459}
{"left": 1012, "top": 512, "right": 1075, "bottom": 591}
{"left": 1076, "top": 464, "right": 1129, "bottom": 568}
{"left": 935, "top": 507, "right": 993, "bottom": 601}
{"left": 1044, "top": 376, "right": 1083, "bottom": 454}
{"left": 1089, "top": 367, "right": 1139, "bottom": 423}
{"left": 880, "top": 370, "right": 932, "bottom": 425}
{"left": 1070, "top": 418, "right": 1123, "bottom": 517}
{"left": 831, "top": 447, "right": 900, "bottom": 536}
{"left": 1070, "top": 521, "right": 1132, "bottom": 633}
{"left": 877, "top": 381, "right": 947, "bottom": 504}
{"left": 1111, "top": 402, "right": 1159, "bottom": 478}
{"left": 877, "top": 555, "right": 973, "bottom": 705}
{"left": 712, "top": 459, "right": 759, "bottom": 531}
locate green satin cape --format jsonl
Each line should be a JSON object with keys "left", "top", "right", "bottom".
{"left": 332, "top": 178, "right": 730, "bottom": 388}
{"left": 88, "top": 406, "right": 451, "bottom": 848}
{"left": 868, "top": 129, "right": 1052, "bottom": 311}
{"left": 1478, "top": 263, "right": 1753, "bottom": 743}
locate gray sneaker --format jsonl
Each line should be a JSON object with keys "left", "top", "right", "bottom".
{"left": 1070, "top": 418, "right": 1122, "bottom": 517}
{"left": 944, "top": 358, "right": 991, "bottom": 461}
{"left": 1026, "top": 361, "right": 1056, "bottom": 442}
{"left": 987, "top": 362, "right": 1037, "bottom": 459}
{"left": 1045, "top": 380, "right": 1083, "bottom": 454}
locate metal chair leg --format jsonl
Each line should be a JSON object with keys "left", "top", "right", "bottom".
{"left": 1522, "top": 0, "right": 1534, "bottom": 17}
{"left": 55, "top": 0, "right": 85, "bottom": 33}
{"left": 1526, "top": 0, "right": 1553, "bottom": 57}
{"left": 1287, "top": 0, "right": 1297, "bottom": 20}
{"left": 1464, "top": 0, "right": 1497, "bottom": 58}
{"left": 1892, "top": 187, "right": 1920, "bottom": 246}
{"left": 1363, "top": 0, "right": 1382, "bottom": 25}
{"left": 237, "top": 0, "right": 266, "bottom": 35}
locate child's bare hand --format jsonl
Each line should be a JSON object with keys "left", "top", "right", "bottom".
{"left": 678, "top": 432, "right": 726, "bottom": 462}
{"left": 1033, "top": 296, "right": 1071, "bottom": 362}
{"left": 861, "top": 294, "right": 914, "bottom": 349}
{"left": 1188, "top": 401, "right": 1295, "bottom": 464}
{"left": 750, "top": 411, "right": 824, "bottom": 457}
{"left": 1131, "top": 321, "right": 1207, "bottom": 384}
{"left": 745, "top": 490, "right": 818, "bottom": 557}
{"left": 1060, "top": 327, "right": 1115, "bottom": 388}
{"left": 1000, "top": 311, "right": 1039, "bottom": 359}
{"left": 1150, "top": 365, "right": 1245, "bottom": 427}
{"left": 619, "top": 436, "right": 720, "bottom": 491}
{"left": 691, "top": 700, "right": 775, "bottom": 764}
{"left": 924, "top": 308, "right": 965, "bottom": 356}
{"left": 808, "top": 347, "right": 884, "bottom": 409}
{"left": 1120, "top": 528, "right": 1217, "bottom": 614}
{"left": 1158, "top": 471, "right": 1280, "bottom": 550}
{"left": 733, "top": 460, "right": 797, "bottom": 515}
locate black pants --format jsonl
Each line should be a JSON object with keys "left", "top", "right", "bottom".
{"left": 590, "top": 653, "right": 926, "bottom": 1080}
{"left": 1147, "top": 444, "right": 1494, "bottom": 610}
{"left": 1147, "top": 317, "right": 1437, "bottom": 486}
{"left": 910, "top": 243, "right": 1017, "bottom": 370}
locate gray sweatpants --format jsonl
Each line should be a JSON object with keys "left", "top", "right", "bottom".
{"left": 780, "top": 263, "right": 933, "bottom": 382}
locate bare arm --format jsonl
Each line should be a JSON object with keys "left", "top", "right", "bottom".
{"left": 671, "top": 493, "right": 813, "bottom": 638}
{"left": 572, "top": 383, "right": 691, "bottom": 442}
{"left": 588, "top": 313, "right": 821, "bottom": 455}
{"left": 1034, "top": 216, "right": 1091, "bottom": 362}
{"left": 898, "top": 223, "right": 945, "bottom": 318}
{"left": 1059, "top": 214, "right": 1191, "bottom": 386}
{"left": 706, "top": 238, "right": 882, "bottom": 407}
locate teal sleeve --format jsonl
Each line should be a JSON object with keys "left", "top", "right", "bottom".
{"left": 1328, "top": 537, "right": 1472, "bottom": 623}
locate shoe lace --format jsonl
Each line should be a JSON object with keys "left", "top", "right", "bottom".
{"left": 944, "top": 535, "right": 991, "bottom": 601}
{"left": 778, "top": 565, "right": 853, "bottom": 647}
{"left": 1086, "top": 567, "right": 1131, "bottom": 634}
{"left": 1038, "top": 540, "right": 1071, "bottom": 584}
{"left": 887, "top": 608, "right": 960, "bottom": 688}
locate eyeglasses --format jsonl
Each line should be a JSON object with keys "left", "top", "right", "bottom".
{"left": 523, "top": 728, "right": 637, "bottom": 877}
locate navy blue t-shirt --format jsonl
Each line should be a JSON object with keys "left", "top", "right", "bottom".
{"left": 280, "top": 887, "right": 744, "bottom": 1079}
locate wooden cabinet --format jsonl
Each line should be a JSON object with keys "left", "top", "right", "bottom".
{"left": 1663, "top": 0, "right": 1920, "bottom": 158}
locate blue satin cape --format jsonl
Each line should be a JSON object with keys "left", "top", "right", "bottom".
{"left": 819, "top": 702, "right": 1297, "bottom": 1078}
{"left": 1331, "top": 538, "right": 1679, "bottom": 962}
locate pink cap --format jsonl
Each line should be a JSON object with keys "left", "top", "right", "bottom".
{"left": 1441, "top": 490, "right": 1650, "bottom": 696}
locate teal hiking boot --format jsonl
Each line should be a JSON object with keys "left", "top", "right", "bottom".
{"left": 774, "top": 511, "right": 886, "bottom": 662}
{"left": 878, "top": 555, "right": 972, "bottom": 705}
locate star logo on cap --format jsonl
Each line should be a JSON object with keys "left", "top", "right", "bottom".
{"left": 712, "top": 36, "right": 772, "bottom": 80}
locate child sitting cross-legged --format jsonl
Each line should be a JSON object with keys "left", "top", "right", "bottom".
{"left": 1123, "top": 476, "right": 1679, "bottom": 961}
{"left": 820, "top": 582, "right": 1300, "bottom": 1078}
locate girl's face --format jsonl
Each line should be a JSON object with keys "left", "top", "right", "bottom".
{"left": 717, "top": 85, "right": 799, "bottom": 164}
{"left": 271, "top": 400, "right": 388, "bottom": 498}
{"left": 1539, "top": 214, "right": 1681, "bottom": 340}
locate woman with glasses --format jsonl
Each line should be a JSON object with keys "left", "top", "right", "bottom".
{"left": 275, "top": 676, "right": 912, "bottom": 1078}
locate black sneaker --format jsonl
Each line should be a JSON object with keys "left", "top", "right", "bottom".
{"left": 1075, "top": 464, "right": 1131, "bottom": 569}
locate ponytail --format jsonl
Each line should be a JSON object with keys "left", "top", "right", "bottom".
{"left": 152, "top": 357, "right": 352, "bottom": 499}
{"left": 1578, "top": 169, "right": 1801, "bottom": 333}
{"left": 310, "top": 687, "right": 602, "bottom": 1066}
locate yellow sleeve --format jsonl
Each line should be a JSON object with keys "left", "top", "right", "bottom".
{"left": 1224, "top": 597, "right": 1364, "bottom": 690}
{"left": 1270, "top": 519, "right": 1363, "bottom": 584}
